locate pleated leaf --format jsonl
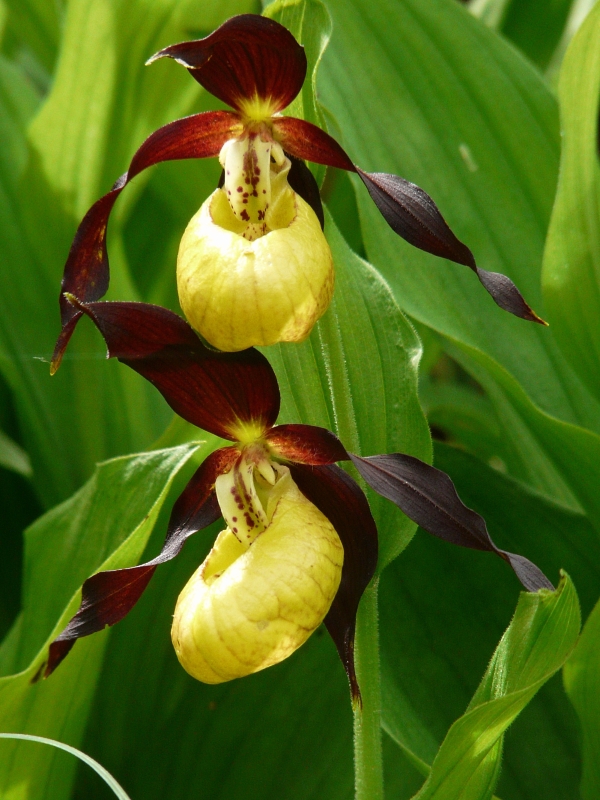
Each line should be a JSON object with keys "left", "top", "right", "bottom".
{"left": 542, "top": 3, "right": 600, "bottom": 404}
{"left": 0, "top": 444, "right": 198, "bottom": 800}
{"left": 564, "top": 596, "right": 600, "bottom": 800}
{"left": 411, "top": 573, "right": 580, "bottom": 800}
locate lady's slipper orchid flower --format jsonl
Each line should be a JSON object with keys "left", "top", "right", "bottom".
{"left": 51, "top": 14, "right": 544, "bottom": 371}
{"left": 43, "top": 299, "right": 552, "bottom": 698}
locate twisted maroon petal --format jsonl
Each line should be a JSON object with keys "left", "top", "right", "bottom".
{"left": 51, "top": 110, "right": 241, "bottom": 373}
{"left": 351, "top": 453, "right": 553, "bottom": 592}
{"left": 290, "top": 463, "right": 378, "bottom": 703}
{"left": 267, "top": 424, "right": 348, "bottom": 465}
{"left": 69, "top": 300, "right": 280, "bottom": 440}
{"left": 43, "top": 446, "right": 237, "bottom": 678}
{"left": 147, "top": 14, "right": 306, "bottom": 114}
{"left": 356, "top": 171, "right": 546, "bottom": 324}
{"left": 287, "top": 155, "right": 325, "bottom": 229}
{"left": 273, "top": 116, "right": 543, "bottom": 324}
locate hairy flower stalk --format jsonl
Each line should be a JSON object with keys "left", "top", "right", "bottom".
{"left": 172, "top": 448, "right": 343, "bottom": 683}
{"left": 178, "top": 130, "right": 333, "bottom": 351}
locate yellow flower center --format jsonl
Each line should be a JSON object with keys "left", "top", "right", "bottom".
{"left": 236, "top": 94, "right": 280, "bottom": 124}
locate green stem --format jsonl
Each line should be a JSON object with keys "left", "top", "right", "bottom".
{"left": 353, "top": 578, "right": 384, "bottom": 800}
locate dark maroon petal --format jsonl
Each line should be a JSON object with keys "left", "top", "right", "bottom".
{"left": 43, "top": 447, "right": 236, "bottom": 678}
{"left": 290, "top": 463, "right": 378, "bottom": 703}
{"left": 273, "top": 117, "right": 356, "bottom": 172}
{"left": 272, "top": 119, "right": 544, "bottom": 325}
{"left": 287, "top": 154, "right": 324, "bottom": 230}
{"left": 357, "top": 170, "right": 546, "bottom": 324}
{"left": 267, "top": 424, "right": 348, "bottom": 465}
{"left": 71, "top": 299, "right": 280, "bottom": 440}
{"left": 51, "top": 110, "right": 241, "bottom": 373}
{"left": 147, "top": 15, "right": 306, "bottom": 114}
{"left": 350, "top": 453, "right": 553, "bottom": 592}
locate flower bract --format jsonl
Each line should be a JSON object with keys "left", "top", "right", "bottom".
{"left": 51, "top": 14, "right": 544, "bottom": 372}
{"left": 43, "top": 299, "right": 553, "bottom": 700}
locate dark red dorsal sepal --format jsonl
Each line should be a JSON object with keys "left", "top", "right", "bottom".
{"left": 147, "top": 14, "right": 307, "bottom": 115}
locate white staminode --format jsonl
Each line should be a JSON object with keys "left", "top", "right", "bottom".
{"left": 219, "top": 135, "right": 289, "bottom": 240}
{"left": 214, "top": 450, "right": 278, "bottom": 546}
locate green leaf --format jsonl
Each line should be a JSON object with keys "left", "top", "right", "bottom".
{"left": 267, "top": 209, "right": 432, "bottom": 569}
{"left": 0, "top": 54, "right": 39, "bottom": 183}
{"left": 467, "top": 0, "right": 512, "bottom": 31}
{"left": 0, "top": 468, "right": 40, "bottom": 642}
{"left": 1, "top": 0, "right": 63, "bottom": 74}
{"left": 0, "top": 734, "right": 131, "bottom": 800}
{"left": 319, "top": 0, "right": 600, "bottom": 430}
{"left": 0, "top": 428, "right": 31, "bottom": 478}
{"left": 0, "top": 444, "right": 198, "bottom": 800}
{"left": 564, "top": 596, "right": 600, "bottom": 800}
{"left": 381, "top": 442, "right": 596, "bottom": 799}
{"left": 542, "top": 3, "right": 600, "bottom": 404}
{"left": 501, "top": 0, "right": 573, "bottom": 69}
{"left": 446, "top": 339, "right": 600, "bottom": 523}
{"left": 419, "top": 377, "right": 521, "bottom": 478}
{"left": 175, "top": 0, "right": 260, "bottom": 34}
{"left": 0, "top": 0, "right": 220, "bottom": 505}
{"left": 412, "top": 573, "right": 579, "bottom": 799}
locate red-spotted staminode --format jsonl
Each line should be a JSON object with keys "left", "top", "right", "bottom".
{"left": 51, "top": 14, "right": 544, "bottom": 369}
{"left": 44, "top": 299, "right": 552, "bottom": 699}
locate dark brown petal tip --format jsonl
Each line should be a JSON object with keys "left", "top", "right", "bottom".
{"left": 272, "top": 117, "right": 356, "bottom": 172}
{"left": 70, "top": 299, "right": 280, "bottom": 440}
{"left": 43, "top": 447, "right": 235, "bottom": 678}
{"left": 147, "top": 14, "right": 306, "bottom": 114}
{"left": 357, "top": 170, "right": 546, "bottom": 324}
{"left": 350, "top": 453, "right": 553, "bottom": 593}
{"left": 51, "top": 111, "right": 241, "bottom": 373}
{"left": 290, "top": 463, "right": 379, "bottom": 703}
{"left": 266, "top": 424, "right": 348, "bottom": 465}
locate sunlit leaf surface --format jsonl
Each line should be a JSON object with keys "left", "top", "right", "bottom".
{"left": 0, "top": 445, "right": 198, "bottom": 799}
{"left": 542, "top": 3, "right": 600, "bottom": 403}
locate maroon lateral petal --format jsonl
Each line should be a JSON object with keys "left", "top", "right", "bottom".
{"left": 267, "top": 424, "right": 348, "bottom": 465}
{"left": 71, "top": 299, "right": 280, "bottom": 440}
{"left": 350, "top": 453, "right": 553, "bottom": 592}
{"left": 147, "top": 15, "right": 306, "bottom": 114}
{"left": 51, "top": 110, "right": 241, "bottom": 373}
{"left": 357, "top": 170, "right": 546, "bottom": 324}
{"left": 287, "top": 154, "right": 325, "bottom": 230}
{"left": 290, "top": 463, "right": 378, "bottom": 703}
{"left": 272, "top": 117, "right": 356, "bottom": 172}
{"left": 43, "top": 447, "right": 236, "bottom": 678}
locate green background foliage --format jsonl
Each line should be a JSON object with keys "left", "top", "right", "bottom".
{"left": 0, "top": 0, "right": 598, "bottom": 797}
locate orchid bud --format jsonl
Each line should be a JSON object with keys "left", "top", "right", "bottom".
{"left": 177, "top": 133, "right": 334, "bottom": 352}
{"left": 171, "top": 457, "right": 343, "bottom": 683}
